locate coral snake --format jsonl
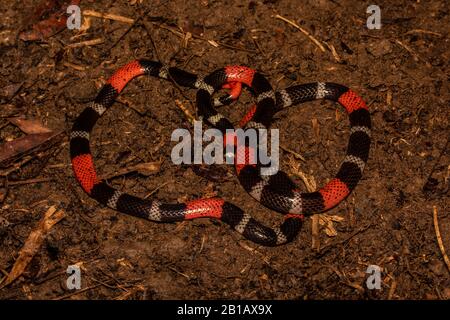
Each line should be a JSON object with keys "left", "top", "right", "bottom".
{"left": 70, "top": 59, "right": 371, "bottom": 246}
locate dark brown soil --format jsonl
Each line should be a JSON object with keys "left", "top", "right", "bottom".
{"left": 0, "top": 0, "right": 449, "bottom": 300}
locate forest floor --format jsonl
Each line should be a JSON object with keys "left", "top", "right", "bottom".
{"left": 0, "top": 0, "right": 448, "bottom": 299}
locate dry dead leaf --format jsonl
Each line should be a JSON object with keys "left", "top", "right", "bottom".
{"left": 2, "top": 206, "right": 65, "bottom": 287}
{"left": 8, "top": 117, "right": 52, "bottom": 134}
{"left": 19, "top": 0, "right": 81, "bottom": 41}
{"left": 0, "top": 131, "right": 61, "bottom": 165}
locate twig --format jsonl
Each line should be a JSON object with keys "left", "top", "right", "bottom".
{"left": 105, "top": 6, "right": 154, "bottom": 54}
{"left": 7, "top": 177, "right": 52, "bottom": 186}
{"left": 144, "top": 181, "right": 169, "bottom": 199}
{"left": 405, "top": 29, "right": 443, "bottom": 37}
{"left": 395, "top": 39, "right": 432, "bottom": 68}
{"left": 388, "top": 279, "right": 397, "bottom": 300}
{"left": 238, "top": 241, "right": 271, "bottom": 265}
{"left": 83, "top": 10, "right": 135, "bottom": 24}
{"left": 63, "top": 62, "right": 86, "bottom": 71}
{"left": 102, "top": 162, "right": 161, "bottom": 181}
{"left": 315, "top": 222, "right": 373, "bottom": 258}
{"left": 0, "top": 156, "right": 33, "bottom": 176}
{"left": 324, "top": 42, "right": 342, "bottom": 63}
{"left": 152, "top": 22, "right": 257, "bottom": 53}
{"left": 280, "top": 145, "right": 305, "bottom": 161}
{"left": 143, "top": 21, "right": 162, "bottom": 62}
{"left": 66, "top": 38, "right": 104, "bottom": 48}
{"left": 88, "top": 276, "right": 123, "bottom": 291}
{"left": 53, "top": 284, "right": 102, "bottom": 300}
{"left": 433, "top": 206, "right": 450, "bottom": 273}
{"left": 168, "top": 266, "right": 190, "bottom": 280}
{"left": 274, "top": 14, "right": 326, "bottom": 52}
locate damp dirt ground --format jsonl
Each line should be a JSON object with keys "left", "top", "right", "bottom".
{"left": 0, "top": 0, "right": 449, "bottom": 299}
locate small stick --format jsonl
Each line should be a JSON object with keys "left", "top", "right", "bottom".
{"left": 153, "top": 22, "right": 257, "bottom": 53}
{"left": 324, "top": 42, "right": 342, "bottom": 63}
{"left": 144, "top": 181, "right": 169, "bottom": 199}
{"left": 238, "top": 241, "right": 271, "bottom": 265}
{"left": 199, "top": 234, "right": 207, "bottom": 254}
{"left": 395, "top": 39, "right": 432, "bottom": 68}
{"left": 388, "top": 279, "right": 397, "bottom": 300}
{"left": 433, "top": 206, "right": 450, "bottom": 272}
{"left": 53, "top": 284, "right": 102, "bottom": 300}
{"left": 280, "top": 145, "right": 305, "bottom": 161}
{"left": 66, "top": 38, "right": 104, "bottom": 48}
{"left": 168, "top": 266, "right": 190, "bottom": 280}
{"left": 405, "top": 29, "right": 442, "bottom": 37}
{"left": 116, "top": 97, "right": 145, "bottom": 116}
{"left": 83, "top": 10, "right": 135, "bottom": 24}
{"left": 63, "top": 62, "right": 86, "bottom": 71}
{"left": 7, "top": 177, "right": 52, "bottom": 186}
{"left": 101, "top": 161, "right": 161, "bottom": 181}
{"left": 274, "top": 14, "right": 326, "bottom": 52}
{"left": 105, "top": 7, "right": 153, "bottom": 54}
{"left": 143, "top": 21, "right": 161, "bottom": 62}
{"left": 315, "top": 222, "right": 373, "bottom": 257}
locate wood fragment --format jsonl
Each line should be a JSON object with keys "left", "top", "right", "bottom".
{"left": 207, "top": 40, "right": 219, "bottom": 47}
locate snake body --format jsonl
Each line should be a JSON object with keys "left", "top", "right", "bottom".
{"left": 70, "top": 59, "right": 371, "bottom": 246}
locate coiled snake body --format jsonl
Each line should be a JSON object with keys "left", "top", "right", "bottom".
{"left": 70, "top": 60, "right": 371, "bottom": 246}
